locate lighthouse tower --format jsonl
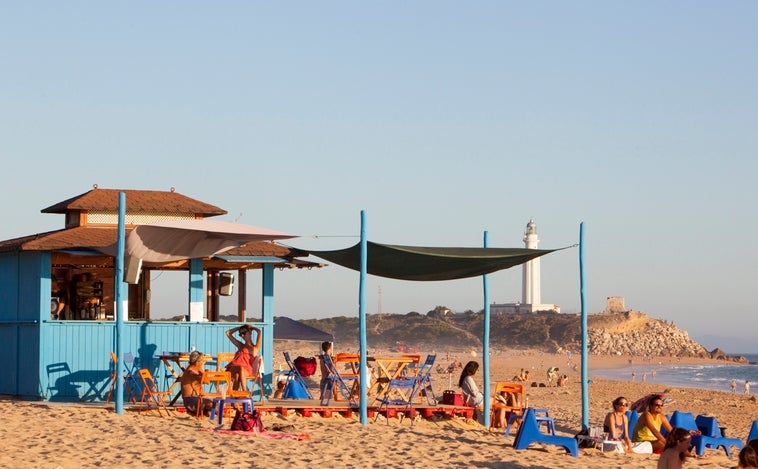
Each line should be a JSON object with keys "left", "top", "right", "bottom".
{"left": 522, "top": 219, "right": 541, "bottom": 308}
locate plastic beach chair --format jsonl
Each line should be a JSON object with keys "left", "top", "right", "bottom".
{"left": 513, "top": 408, "right": 578, "bottom": 457}
{"left": 669, "top": 411, "right": 742, "bottom": 457}
{"left": 695, "top": 414, "right": 743, "bottom": 457}
{"left": 283, "top": 352, "right": 314, "bottom": 400}
{"left": 747, "top": 420, "right": 758, "bottom": 445}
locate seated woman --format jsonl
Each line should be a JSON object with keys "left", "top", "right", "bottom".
{"left": 632, "top": 395, "right": 673, "bottom": 452}
{"left": 603, "top": 396, "right": 633, "bottom": 453}
{"left": 225, "top": 325, "right": 262, "bottom": 391}
{"left": 459, "top": 361, "right": 484, "bottom": 421}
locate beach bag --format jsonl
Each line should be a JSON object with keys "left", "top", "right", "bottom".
{"left": 294, "top": 356, "right": 317, "bottom": 377}
{"left": 230, "top": 409, "right": 264, "bottom": 432}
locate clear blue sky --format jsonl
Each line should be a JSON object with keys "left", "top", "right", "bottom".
{"left": 2, "top": 3, "right": 756, "bottom": 351}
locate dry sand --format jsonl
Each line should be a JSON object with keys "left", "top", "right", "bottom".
{"left": 3, "top": 345, "right": 755, "bottom": 469}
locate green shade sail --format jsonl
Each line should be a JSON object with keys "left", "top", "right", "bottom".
{"left": 308, "top": 241, "right": 565, "bottom": 281}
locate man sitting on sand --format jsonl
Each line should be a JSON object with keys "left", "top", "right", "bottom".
{"left": 181, "top": 350, "right": 212, "bottom": 415}
{"left": 632, "top": 395, "right": 673, "bottom": 452}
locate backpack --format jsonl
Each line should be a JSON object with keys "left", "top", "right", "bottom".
{"left": 294, "top": 356, "right": 317, "bottom": 377}
{"left": 230, "top": 409, "right": 264, "bottom": 433}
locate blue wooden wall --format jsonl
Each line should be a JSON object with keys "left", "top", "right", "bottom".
{"left": 0, "top": 250, "right": 274, "bottom": 402}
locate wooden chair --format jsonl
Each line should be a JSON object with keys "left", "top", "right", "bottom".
{"left": 490, "top": 382, "right": 525, "bottom": 430}
{"left": 137, "top": 368, "right": 172, "bottom": 417}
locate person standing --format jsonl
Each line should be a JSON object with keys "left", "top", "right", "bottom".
{"left": 731, "top": 379, "right": 737, "bottom": 393}
{"left": 745, "top": 380, "right": 751, "bottom": 395}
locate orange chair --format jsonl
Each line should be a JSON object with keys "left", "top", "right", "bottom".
{"left": 197, "top": 370, "right": 233, "bottom": 417}
{"left": 138, "top": 369, "right": 172, "bottom": 417}
{"left": 106, "top": 352, "right": 118, "bottom": 403}
{"left": 490, "top": 382, "right": 525, "bottom": 430}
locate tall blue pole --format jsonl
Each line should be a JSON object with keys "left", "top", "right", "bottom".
{"left": 482, "top": 231, "right": 490, "bottom": 427}
{"left": 115, "top": 192, "right": 126, "bottom": 415}
{"left": 358, "top": 210, "right": 368, "bottom": 425}
{"left": 580, "top": 222, "right": 588, "bottom": 429}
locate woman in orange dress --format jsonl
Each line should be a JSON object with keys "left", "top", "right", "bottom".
{"left": 225, "top": 325, "right": 262, "bottom": 391}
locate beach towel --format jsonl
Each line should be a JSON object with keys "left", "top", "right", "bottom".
{"left": 201, "top": 428, "right": 310, "bottom": 440}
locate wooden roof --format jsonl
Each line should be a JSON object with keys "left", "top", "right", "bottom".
{"left": 41, "top": 187, "right": 226, "bottom": 217}
{"left": 0, "top": 187, "right": 322, "bottom": 270}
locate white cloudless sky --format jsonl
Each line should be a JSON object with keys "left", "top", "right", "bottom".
{"left": 1, "top": 2, "right": 756, "bottom": 351}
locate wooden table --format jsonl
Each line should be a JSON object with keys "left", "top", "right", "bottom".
{"left": 368, "top": 356, "right": 416, "bottom": 400}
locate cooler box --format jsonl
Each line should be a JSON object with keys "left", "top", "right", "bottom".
{"left": 443, "top": 390, "right": 463, "bottom": 406}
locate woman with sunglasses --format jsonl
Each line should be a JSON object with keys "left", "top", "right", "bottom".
{"left": 603, "top": 396, "right": 633, "bottom": 453}
{"left": 225, "top": 324, "right": 262, "bottom": 391}
{"left": 632, "top": 395, "right": 673, "bottom": 452}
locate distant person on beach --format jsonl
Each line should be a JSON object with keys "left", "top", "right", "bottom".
{"left": 731, "top": 379, "right": 737, "bottom": 393}
{"left": 633, "top": 396, "right": 673, "bottom": 451}
{"left": 458, "top": 361, "right": 484, "bottom": 409}
{"left": 657, "top": 427, "right": 692, "bottom": 469}
{"left": 745, "top": 380, "right": 751, "bottom": 395}
{"left": 603, "top": 396, "right": 633, "bottom": 453}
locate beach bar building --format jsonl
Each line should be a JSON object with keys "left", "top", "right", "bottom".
{"left": 0, "top": 187, "right": 319, "bottom": 402}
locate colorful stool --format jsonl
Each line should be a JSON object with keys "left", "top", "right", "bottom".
{"left": 210, "top": 397, "right": 254, "bottom": 425}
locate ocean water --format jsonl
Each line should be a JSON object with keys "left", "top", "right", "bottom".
{"left": 590, "top": 353, "right": 758, "bottom": 393}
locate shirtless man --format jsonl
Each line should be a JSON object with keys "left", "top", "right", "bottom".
{"left": 181, "top": 350, "right": 212, "bottom": 415}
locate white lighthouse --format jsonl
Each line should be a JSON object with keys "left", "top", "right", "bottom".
{"left": 490, "top": 219, "right": 559, "bottom": 314}
{"left": 522, "top": 219, "right": 541, "bottom": 306}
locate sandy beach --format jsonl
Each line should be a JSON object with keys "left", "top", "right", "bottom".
{"left": 3, "top": 346, "right": 755, "bottom": 469}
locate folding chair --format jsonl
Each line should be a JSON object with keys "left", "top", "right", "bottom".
{"left": 137, "top": 369, "right": 172, "bottom": 417}
{"left": 374, "top": 356, "right": 436, "bottom": 426}
{"left": 320, "top": 353, "right": 358, "bottom": 406}
{"left": 414, "top": 354, "right": 437, "bottom": 405}
{"left": 283, "top": 352, "right": 314, "bottom": 399}
{"left": 197, "top": 370, "right": 235, "bottom": 418}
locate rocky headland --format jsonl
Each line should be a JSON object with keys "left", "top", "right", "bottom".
{"left": 301, "top": 310, "right": 748, "bottom": 363}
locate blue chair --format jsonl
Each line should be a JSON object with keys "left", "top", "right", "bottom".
{"left": 320, "top": 353, "right": 358, "bottom": 406}
{"left": 505, "top": 407, "right": 554, "bottom": 437}
{"left": 747, "top": 420, "right": 758, "bottom": 445}
{"left": 669, "top": 411, "right": 742, "bottom": 457}
{"left": 695, "top": 414, "right": 743, "bottom": 457}
{"left": 283, "top": 352, "right": 314, "bottom": 400}
{"left": 626, "top": 410, "right": 640, "bottom": 437}
{"left": 414, "top": 354, "right": 437, "bottom": 405}
{"left": 512, "top": 408, "right": 578, "bottom": 457}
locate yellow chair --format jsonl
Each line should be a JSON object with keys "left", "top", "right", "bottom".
{"left": 490, "top": 382, "right": 525, "bottom": 430}
{"left": 137, "top": 368, "right": 172, "bottom": 417}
